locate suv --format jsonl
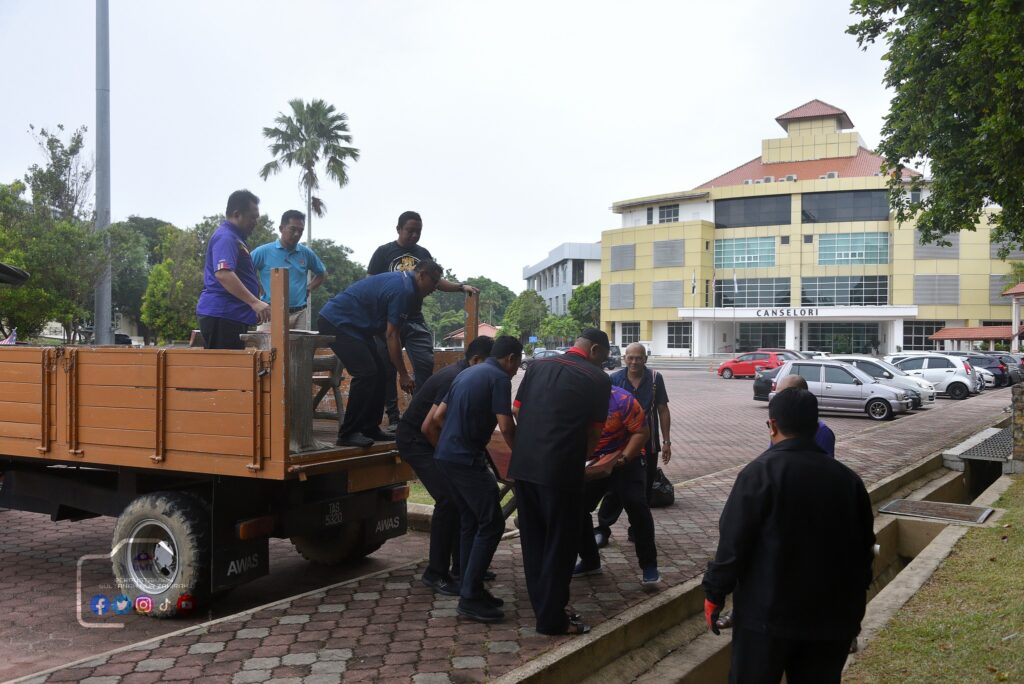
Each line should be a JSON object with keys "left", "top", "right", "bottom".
{"left": 965, "top": 354, "right": 1014, "bottom": 387}
{"left": 889, "top": 354, "right": 979, "bottom": 400}
{"left": 830, "top": 355, "right": 936, "bottom": 408}
{"left": 772, "top": 359, "right": 913, "bottom": 420}
{"left": 718, "top": 350, "right": 798, "bottom": 379}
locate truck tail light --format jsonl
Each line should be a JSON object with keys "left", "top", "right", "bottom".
{"left": 389, "top": 485, "right": 410, "bottom": 502}
{"left": 237, "top": 515, "right": 275, "bottom": 540}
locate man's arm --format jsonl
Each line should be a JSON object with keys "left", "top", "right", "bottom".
{"left": 496, "top": 414, "right": 516, "bottom": 450}
{"left": 657, "top": 403, "right": 672, "bottom": 464}
{"left": 436, "top": 279, "right": 480, "bottom": 295}
{"left": 585, "top": 424, "right": 602, "bottom": 463}
{"left": 702, "top": 464, "right": 768, "bottom": 605}
{"left": 308, "top": 273, "right": 326, "bottom": 294}
{"left": 215, "top": 270, "right": 271, "bottom": 323}
{"left": 386, "top": 321, "right": 414, "bottom": 392}
{"left": 620, "top": 426, "right": 649, "bottom": 465}
{"left": 422, "top": 403, "right": 446, "bottom": 447}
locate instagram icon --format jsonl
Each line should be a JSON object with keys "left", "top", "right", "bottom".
{"left": 134, "top": 596, "right": 153, "bottom": 614}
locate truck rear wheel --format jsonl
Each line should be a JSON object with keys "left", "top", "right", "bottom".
{"left": 290, "top": 521, "right": 379, "bottom": 565}
{"left": 111, "top": 492, "right": 210, "bottom": 618}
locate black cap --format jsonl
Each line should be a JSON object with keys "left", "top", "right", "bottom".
{"left": 579, "top": 327, "right": 610, "bottom": 349}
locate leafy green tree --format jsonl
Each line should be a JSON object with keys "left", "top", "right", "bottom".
{"left": 141, "top": 258, "right": 198, "bottom": 343}
{"left": 501, "top": 290, "right": 548, "bottom": 343}
{"left": 465, "top": 276, "right": 516, "bottom": 325}
{"left": 24, "top": 124, "right": 93, "bottom": 221}
{"left": 259, "top": 99, "right": 360, "bottom": 243}
{"left": 108, "top": 222, "right": 151, "bottom": 337}
{"left": 848, "top": 1, "right": 1024, "bottom": 249}
{"left": 422, "top": 268, "right": 469, "bottom": 341}
{"left": 309, "top": 238, "right": 366, "bottom": 314}
{"left": 0, "top": 182, "right": 54, "bottom": 338}
{"left": 568, "top": 280, "right": 600, "bottom": 327}
{"left": 539, "top": 314, "right": 581, "bottom": 347}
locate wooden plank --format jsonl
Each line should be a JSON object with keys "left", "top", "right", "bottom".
{"left": 165, "top": 410, "right": 252, "bottom": 438}
{"left": 166, "top": 365, "right": 254, "bottom": 391}
{"left": 77, "top": 364, "right": 153, "bottom": 387}
{"left": 165, "top": 431, "right": 254, "bottom": 457}
{"left": 0, "top": 381, "right": 43, "bottom": 402}
{"left": 0, "top": 348, "right": 48, "bottom": 363}
{"left": 164, "top": 350, "right": 258, "bottom": 367}
{"left": 0, "top": 422, "right": 40, "bottom": 439}
{"left": 165, "top": 388, "right": 253, "bottom": 414}
{"left": 78, "top": 385, "right": 156, "bottom": 409}
{"left": 0, "top": 401, "right": 41, "bottom": 424}
{"left": 78, "top": 406, "right": 155, "bottom": 431}
{"left": 74, "top": 350, "right": 157, "bottom": 366}
{"left": 0, "top": 364, "right": 38, "bottom": 383}
{"left": 79, "top": 426, "right": 154, "bottom": 449}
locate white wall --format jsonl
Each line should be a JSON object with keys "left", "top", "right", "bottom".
{"left": 619, "top": 198, "right": 713, "bottom": 227}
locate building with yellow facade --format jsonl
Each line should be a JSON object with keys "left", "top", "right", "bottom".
{"left": 601, "top": 100, "right": 1021, "bottom": 356}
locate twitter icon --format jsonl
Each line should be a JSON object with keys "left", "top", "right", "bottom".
{"left": 112, "top": 595, "right": 132, "bottom": 615}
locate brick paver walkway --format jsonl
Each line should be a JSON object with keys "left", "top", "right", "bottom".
{"left": 5, "top": 372, "right": 1011, "bottom": 684}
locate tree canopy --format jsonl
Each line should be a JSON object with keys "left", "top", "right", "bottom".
{"left": 24, "top": 124, "right": 93, "bottom": 221}
{"left": 568, "top": 280, "right": 600, "bottom": 327}
{"left": 539, "top": 314, "right": 581, "bottom": 346}
{"left": 848, "top": 0, "right": 1024, "bottom": 249}
{"left": 501, "top": 290, "right": 548, "bottom": 343}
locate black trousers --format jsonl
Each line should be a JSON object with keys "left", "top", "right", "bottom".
{"left": 436, "top": 460, "right": 504, "bottom": 601}
{"left": 379, "top": 318, "right": 435, "bottom": 421}
{"left": 396, "top": 427, "right": 459, "bottom": 579}
{"left": 198, "top": 316, "right": 248, "bottom": 350}
{"left": 515, "top": 479, "right": 582, "bottom": 634}
{"left": 729, "top": 628, "right": 851, "bottom": 684}
{"left": 597, "top": 448, "right": 660, "bottom": 531}
{"left": 317, "top": 317, "right": 385, "bottom": 438}
{"left": 579, "top": 458, "right": 656, "bottom": 569}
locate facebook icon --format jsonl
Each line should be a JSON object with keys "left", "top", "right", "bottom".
{"left": 89, "top": 594, "right": 110, "bottom": 616}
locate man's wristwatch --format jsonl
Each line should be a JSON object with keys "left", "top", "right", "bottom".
{"left": 663, "top": 441, "right": 671, "bottom": 445}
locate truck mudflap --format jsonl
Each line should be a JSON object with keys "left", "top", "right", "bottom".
{"left": 364, "top": 499, "right": 408, "bottom": 547}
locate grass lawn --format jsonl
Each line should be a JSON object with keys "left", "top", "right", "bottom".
{"left": 407, "top": 480, "right": 516, "bottom": 509}
{"left": 845, "top": 475, "right": 1024, "bottom": 683}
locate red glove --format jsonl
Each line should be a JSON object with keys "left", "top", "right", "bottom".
{"left": 704, "top": 599, "right": 723, "bottom": 635}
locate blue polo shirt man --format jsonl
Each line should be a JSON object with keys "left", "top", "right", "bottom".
{"left": 196, "top": 190, "right": 269, "bottom": 349}
{"left": 317, "top": 263, "right": 442, "bottom": 447}
{"left": 251, "top": 210, "right": 326, "bottom": 330}
{"left": 430, "top": 336, "right": 521, "bottom": 623}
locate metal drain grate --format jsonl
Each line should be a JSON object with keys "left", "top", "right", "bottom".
{"left": 957, "top": 426, "right": 1013, "bottom": 462}
{"left": 880, "top": 499, "right": 994, "bottom": 524}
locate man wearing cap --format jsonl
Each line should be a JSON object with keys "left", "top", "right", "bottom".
{"left": 702, "top": 388, "right": 874, "bottom": 683}
{"left": 510, "top": 328, "right": 612, "bottom": 636}
{"left": 251, "top": 209, "right": 326, "bottom": 330}
{"left": 196, "top": 189, "right": 270, "bottom": 349}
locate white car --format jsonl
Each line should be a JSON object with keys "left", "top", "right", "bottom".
{"left": 975, "top": 366, "right": 996, "bottom": 388}
{"left": 888, "top": 354, "right": 980, "bottom": 400}
{"left": 830, "top": 355, "right": 937, "bottom": 408}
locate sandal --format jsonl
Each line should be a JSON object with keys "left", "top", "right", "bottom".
{"left": 565, "top": 617, "right": 591, "bottom": 635}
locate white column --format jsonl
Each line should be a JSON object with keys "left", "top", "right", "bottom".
{"left": 785, "top": 319, "right": 799, "bottom": 351}
{"left": 892, "top": 319, "right": 905, "bottom": 354}
{"left": 1013, "top": 297, "right": 1020, "bottom": 353}
{"left": 692, "top": 320, "right": 704, "bottom": 356}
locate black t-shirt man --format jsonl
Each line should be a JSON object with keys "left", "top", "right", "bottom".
{"left": 367, "top": 241, "right": 434, "bottom": 318}
{"left": 397, "top": 359, "right": 466, "bottom": 450}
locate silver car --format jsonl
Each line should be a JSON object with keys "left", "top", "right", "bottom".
{"left": 772, "top": 360, "right": 913, "bottom": 421}
{"left": 830, "top": 355, "right": 936, "bottom": 409}
{"left": 887, "top": 354, "right": 979, "bottom": 400}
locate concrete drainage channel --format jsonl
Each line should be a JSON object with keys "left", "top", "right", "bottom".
{"left": 493, "top": 421, "right": 1016, "bottom": 684}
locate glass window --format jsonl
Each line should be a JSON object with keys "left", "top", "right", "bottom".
{"left": 610, "top": 244, "right": 636, "bottom": 271}
{"left": 818, "top": 233, "right": 890, "bottom": 265}
{"left": 715, "top": 278, "right": 790, "bottom": 307}
{"left": 801, "top": 190, "right": 889, "bottom": 222}
{"left": 801, "top": 277, "right": 889, "bottom": 307}
{"left": 659, "top": 204, "right": 679, "bottom": 224}
{"left": 898, "top": 357, "right": 926, "bottom": 370}
{"left": 621, "top": 322, "right": 640, "bottom": 345}
{"left": 751, "top": 353, "right": 769, "bottom": 360}
{"left": 646, "top": 207, "right": 654, "bottom": 225}
{"left": 793, "top": 364, "right": 821, "bottom": 383}
{"left": 805, "top": 322, "right": 881, "bottom": 354}
{"left": 855, "top": 361, "right": 884, "bottom": 377}
{"left": 714, "top": 237, "right": 776, "bottom": 269}
{"left": 903, "top": 320, "right": 945, "bottom": 351}
{"left": 737, "top": 322, "right": 785, "bottom": 351}
{"left": 825, "top": 366, "right": 856, "bottom": 384}
{"left": 667, "top": 322, "right": 692, "bottom": 349}
{"left": 714, "top": 195, "right": 791, "bottom": 228}
{"left": 928, "top": 357, "right": 954, "bottom": 369}
{"left": 737, "top": 354, "right": 754, "bottom": 361}
{"left": 572, "top": 259, "right": 584, "bottom": 285}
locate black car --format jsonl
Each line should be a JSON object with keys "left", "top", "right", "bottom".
{"left": 753, "top": 366, "right": 781, "bottom": 401}
{"left": 966, "top": 355, "right": 1015, "bottom": 387}
{"left": 604, "top": 345, "right": 622, "bottom": 370}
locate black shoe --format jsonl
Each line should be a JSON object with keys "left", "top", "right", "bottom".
{"left": 337, "top": 433, "right": 373, "bottom": 448}
{"left": 421, "top": 573, "right": 460, "bottom": 597}
{"left": 362, "top": 427, "right": 396, "bottom": 442}
{"left": 480, "top": 588, "right": 504, "bottom": 607}
{"left": 457, "top": 597, "right": 504, "bottom": 623}
{"left": 594, "top": 529, "right": 610, "bottom": 549}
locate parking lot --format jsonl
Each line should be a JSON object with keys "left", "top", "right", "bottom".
{"left": 0, "top": 365, "right": 1012, "bottom": 682}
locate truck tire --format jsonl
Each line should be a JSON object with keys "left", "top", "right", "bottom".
{"left": 291, "top": 521, "right": 378, "bottom": 565}
{"left": 111, "top": 492, "right": 210, "bottom": 618}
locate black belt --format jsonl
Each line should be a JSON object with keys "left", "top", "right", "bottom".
{"left": 289, "top": 305, "right": 306, "bottom": 313}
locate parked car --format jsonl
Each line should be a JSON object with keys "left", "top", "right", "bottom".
{"left": 604, "top": 345, "right": 622, "bottom": 370}
{"left": 965, "top": 354, "right": 1014, "bottom": 387}
{"left": 889, "top": 354, "right": 979, "bottom": 400}
{"left": 521, "top": 348, "right": 562, "bottom": 369}
{"left": 799, "top": 350, "right": 831, "bottom": 358}
{"left": 829, "top": 355, "right": 936, "bottom": 409}
{"left": 717, "top": 350, "right": 794, "bottom": 379}
{"left": 753, "top": 366, "right": 781, "bottom": 401}
{"left": 771, "top": 359, "right": 913, "bottom": 420}
{"left": 975, "top": 365, "right": 996, "bottom": 388}
{"left": 757, "top": 348, "right": 805, "bottom": 358}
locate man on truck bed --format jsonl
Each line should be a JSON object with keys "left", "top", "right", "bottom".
{"left": 196, "top": 189, "right": 271, "bottom": 349}
{"left": 251, "top": 209, "right": 326, "bottom": 330}
{"left": 318, "top": 260, "right": 443, "bottom": 447}
{"left": 368, "top": 210, "right": 479, "bottom": 425}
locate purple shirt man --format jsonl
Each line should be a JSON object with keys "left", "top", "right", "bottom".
{"left": 196, "top": 221, "right": 261, "bottom": 324}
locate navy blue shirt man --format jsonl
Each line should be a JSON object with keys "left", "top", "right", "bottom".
{"left": 397, "top": 335, "right": 495, "bottom": 596}
{"left": 427, "top": 335, "right": 521, "bottom": 623}
{"left": 195, "top": 190, "right": 270, "bottom": 349}
{"left": 318, "top": 261, "right": 442, "bottom": 447}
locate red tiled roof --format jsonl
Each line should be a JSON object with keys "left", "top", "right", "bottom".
{"left": 929, "top": 325, "right": 1024, "bottom": 341}
{"left": 1002, "top": 283, "right": 1024, "bottom": 297}
{"left": 443, "top": 322, "right": 499, "bottom": 341}
{"left": 695, "top": 147, "right": 919, "bottom": 189}
{"left": 776, "top": 99, "right": 854, "bottom": 130}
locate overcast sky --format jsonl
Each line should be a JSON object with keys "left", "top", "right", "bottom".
{"left": 0, "top": 1, "right": 889, "bottom": 292}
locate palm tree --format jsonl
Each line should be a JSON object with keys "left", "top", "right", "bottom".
{"left": 258, "top": 98, "right": 360, "bottom": 246}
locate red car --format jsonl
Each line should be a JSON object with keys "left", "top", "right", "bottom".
{"left": 717, "top": 350, "right": 796, "bottom": 379}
